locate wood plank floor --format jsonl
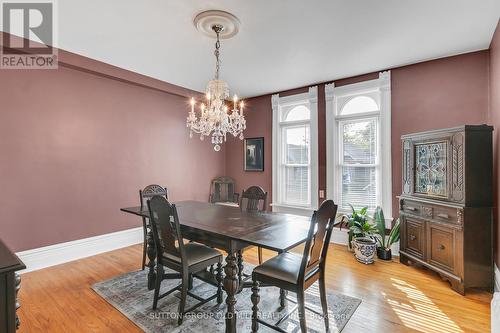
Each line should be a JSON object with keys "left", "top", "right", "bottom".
{"left": 17, "top": 244, "right": 491, "bottom": 332}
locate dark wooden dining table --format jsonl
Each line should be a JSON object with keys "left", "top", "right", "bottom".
{"left": 120, "top": 200, "right": 311, "bottom": 333}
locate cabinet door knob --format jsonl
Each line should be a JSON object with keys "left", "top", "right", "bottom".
{"left": 439, "top": 244, "right": 445, "bottom": 250}
{"left": 406, "top": 206, "right": 417, "bottom": 211}
{"left": 409, "top": 235, "right": 416, "bottom": 241}
{"left": 437, "top": 213, "right": 450, "bottom": 219}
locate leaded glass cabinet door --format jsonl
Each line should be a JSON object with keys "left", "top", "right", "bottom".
{"left": 414, "top": 141, "right": 448, "bottom": 198}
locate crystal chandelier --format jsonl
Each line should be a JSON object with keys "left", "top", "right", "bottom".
{"left": 187, "top": 24, "right": 246, "bottom": 151}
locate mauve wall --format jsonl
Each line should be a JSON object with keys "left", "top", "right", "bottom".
{"left": 226, "top": 51, "right": 490, "bottom": 218}
{"left": 489, "top": 21, "right": 500, "bottom": 267}
{"left": 0, "top": 50, "right": 225, "bottom": 252}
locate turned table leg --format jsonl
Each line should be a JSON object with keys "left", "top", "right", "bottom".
{"left": 237, "top": 250, "right": 243, "bottom": 287}
{"left": 223, "top": 249, "right": 239, "bottom": 333}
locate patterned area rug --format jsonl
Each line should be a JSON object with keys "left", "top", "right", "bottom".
{"left": 92, "top": 267, "right": 361, "bottom": 333}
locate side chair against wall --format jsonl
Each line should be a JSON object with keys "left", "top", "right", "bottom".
{"left": 240, "top": 186, "right": 268, "bottom": 265}
{"left": 250, "top": 200, "right": 338, "bottom": 333}
{"left": 147, "top": 196, "right": 223, "bottom": 325}
{"left": 139, "top": 185, "right": 168, "bottom": 270}
{"left": 209, "top": 176, "right": 239, "bottom": 207}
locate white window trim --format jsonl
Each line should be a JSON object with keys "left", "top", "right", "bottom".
{"left": 272, "top": 86, "right": 319, "bottom": 216}
{"left": 326, "top": 71, "right": 392, "bottom": 222}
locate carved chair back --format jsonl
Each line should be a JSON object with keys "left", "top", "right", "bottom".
{"left": 210, "top": 176, "right": 238, "bottom": 203}
{"left": 299, "top": 200, "right": 338, "bottom": 283}
{"left": 147, "top": 196, "right": 186, "bottom": 266}
{"left": 140, "top": 184, "right": 168, "bottom": 210}
{"left": 240, "top": 186, "right": 268, "bottom": 212}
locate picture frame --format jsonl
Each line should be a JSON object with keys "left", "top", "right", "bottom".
{"left": 244, "top": 137, "right": 264, "bottom": 171}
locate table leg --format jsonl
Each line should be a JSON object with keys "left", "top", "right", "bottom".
{"left": 280, "top": 289, "right": 288, "bottom": 308}
{"left": 237, "top": 250, "right": 243, "bottom": 287}
{"left": 224, "top": 250, "right": 239, "bottom": 333}
{"left": 146, "top": 226, "right": 156, "bottom": 290}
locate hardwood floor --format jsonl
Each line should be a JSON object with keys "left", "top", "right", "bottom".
{"left": 17, "top": 244, "right": 491, "bottom": 332}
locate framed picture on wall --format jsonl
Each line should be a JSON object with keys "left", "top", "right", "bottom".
{"left": 244, "top": 137, "right": 264, "bottom": 171}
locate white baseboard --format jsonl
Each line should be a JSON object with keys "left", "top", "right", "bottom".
{"left": 330, "top": 227, "right": 349, "bottom": 245}
{"left": 16, "top": 227, "right": 143, "bottom": 273}
{"left": 329, "top": 227, "right": 400, "bottom": 256}
{"left": 495, "top": 263, "right": 500, "bottom": 293}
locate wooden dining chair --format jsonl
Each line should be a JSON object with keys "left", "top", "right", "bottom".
{"left": 240, "top": 186, "right": 268, "bottom": 264}
{"left": 147, "top": 196, "right": 223, "bottom": 325}
{"left": 250, "top": 200, "right": 338, "bottom": 333}
{"left": 209, "top": 176, "right": 239, "bottom": 206}
{"left": 139, "top": 185, "right": 168, "bottom": 270}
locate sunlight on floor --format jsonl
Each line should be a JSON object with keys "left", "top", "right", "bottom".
{"left": 382, "top": 278, "right": 463, "bottom": 333}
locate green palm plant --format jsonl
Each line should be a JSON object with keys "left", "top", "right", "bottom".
{"left": 373, "top": 206, "right": 401, "bottom": 250}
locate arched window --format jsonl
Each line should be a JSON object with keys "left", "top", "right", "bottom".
{"left": 341, "top": 96, "right": 379, "bottom": 115}
{"left": 326, "top": 72, "right": 391, "bottom": 217}
{"left": 272, "top": 87, "right": 319, "bottom": 212}
{"left": 284, "top": 105, "right": 310, "bottom": 121}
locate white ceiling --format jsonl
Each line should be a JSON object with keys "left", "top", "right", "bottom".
{"left": 55, "top": 0, "right": 499, "bottom": 98}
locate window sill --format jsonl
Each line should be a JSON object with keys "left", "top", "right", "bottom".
{"left": 270, "top": 203, "right": 317, "bottom": 217}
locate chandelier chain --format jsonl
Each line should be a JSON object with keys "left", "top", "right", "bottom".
{"left": 214, "top": 27, "right": 221, "bottom": 80}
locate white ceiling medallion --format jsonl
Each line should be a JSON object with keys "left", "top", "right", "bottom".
{"left": 193, "top": 10, "right": 240, "bottom": 39}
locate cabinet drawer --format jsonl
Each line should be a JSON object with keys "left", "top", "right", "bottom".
{"left": 432, "top": 205, "right": 460, "bottom": 225}
{"left": 403, "top": 217, "right": 425, "bottom": 259}
{"left": 401, "top": 199, "right": 422, "bottom": 216}
{"left": 428, "top": 224, "right": 455, "bottom": 272}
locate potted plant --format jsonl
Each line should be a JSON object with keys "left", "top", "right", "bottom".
{"left": 341, "top": 205, "right": 378, "bottom": 264}
{"left": 373, "top": 206, "right": 401, "bottom": 260}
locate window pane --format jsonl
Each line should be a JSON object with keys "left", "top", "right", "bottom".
{"left": 341, "top": 96, "right": 378, "bottom": 115}
{"left": 284, "top": 105, "right": 310, "bottom": 121}
{"left": 342, "top": 119, "right": 376, "bottom": 164}
{"left": 284, "top": 166, "right": 309, "bottom": 205}
{"left": 342, "top": 166, "right": 376, "bottom": 211}
{"left": 285, "top": 126, "right": 309, "bottom": 164}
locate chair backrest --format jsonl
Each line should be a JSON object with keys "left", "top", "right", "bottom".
{"left": 299, "top": 200, "right": 338, "bottom": 282}
{"left": 140, "top": 184, "right": 168, "bottom": 210}
{"left": 240, "top": 186, "right": 267, "bottom": 212}
{"left": 210, "top": 176, "right": 236, "bottom": 203}
{"left": 147, "top": 195, "right": 186, "bottom": 265}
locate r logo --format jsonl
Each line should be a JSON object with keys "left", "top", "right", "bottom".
{"left": 2, "top": 2, "right": 53, "bottom": 53}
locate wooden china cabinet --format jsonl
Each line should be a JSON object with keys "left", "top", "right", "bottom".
{"left": 0, "top": 239, "right": 25, "bottom": 332}
{"left": 399, "top": 125, "right": 493, "bottom": 295}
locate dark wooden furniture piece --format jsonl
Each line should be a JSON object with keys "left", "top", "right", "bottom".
{"left": 209, "top": 176, "right": 239, "bottom": 206}
{"left": 399, "top": 125, "right": 493, "bottom": 295}
{"left": 147, "top": 196, "right": 223, "bottom": 325}
{"left": 121, "top": 201, "right": 310, "bottom": 333}
{"left": 240, "top": 186, "right": 268, "bottom": 264}
{"left": 250, "top": 200, "right": 338, "bottom": 333}
{"left": 0, "top": 239, "right": 25, "bottom": 333}
{"left": 139, "top": 184, "right": 168, "bottom": 270}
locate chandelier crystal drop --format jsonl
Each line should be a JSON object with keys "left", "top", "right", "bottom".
{"left": 187, "top": 24, "right": 246, "bottom": 151}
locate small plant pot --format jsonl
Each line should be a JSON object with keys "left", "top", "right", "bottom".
{"left": 352, "top": 237, "right": 377, "bottom": 264}
{"left": 377, "top": 247, "right": 392, "bottom": 260}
